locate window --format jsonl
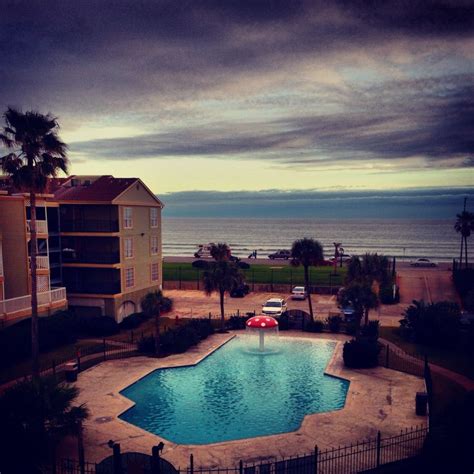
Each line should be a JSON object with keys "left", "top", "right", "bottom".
{"left": 150, "top": 235, "right": 159, "bottom": 255}
{"left": 150, "top": 208, "right": 159, "bottom": 228}
{"left": 151, "top": 262, "right": 159, "bottom": 282}
{"left": 124, "top": 267, "right": 135, "bottom": 288}
{"left": 124, "top": 237, "right": 134, "bottom": 258}
{"left": 123, "top": 207, "right": 133, "bottom": 229}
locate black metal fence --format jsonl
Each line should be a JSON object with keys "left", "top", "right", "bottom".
{"left": 52, "top": 426, "right": 428, "bottom": 474}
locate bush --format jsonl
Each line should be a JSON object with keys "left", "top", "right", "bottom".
{"left": 160, "top": 296, "right": 173, "bottom": 313}
{"left": 137, "top": 335, "right": 155, "bottom": 353}
{"left": 399, "top": 300, "right": 461, "bottom": 348}
{"left": 463, "top": 290, "right": 474, "bottom": 312}
{"left": 304, "top": 320, "right": 324, "bottom": 333}
{"left": 0, "top": 310, "right": 79, "bottom": 367}
{"left": 345, "top": 321, "right": 359, "bottom": 335}
{"left": 379, "top": 285, "right": 400, "bottom": 304}
{"left": 277, "top": 312, "right": 290, "bottom": 330}
{"left": 238, "top": 261, "right": 250, "bottom": 270}
{"left": 343, "top": 339, "right": 380, "bottom": 368}
{"left": 119, "top": 312, "right": 144, "bottom": 330}
{"left": 327, "top": 315, "right": 343, "bottom": 333}
{"left": 228, "top": 315, "right": 250, "bottom": 330}
{"left": 79, "top": 316, "right": 119, "bottom": 337}
{"left": 192, "top": 260, "right": 209, "bottom": 269}
{"left": 360, "top": 320, "right": 379, "bottom": 341}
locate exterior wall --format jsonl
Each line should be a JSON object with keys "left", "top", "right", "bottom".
{"left": 118, "top": 203, "right": 162, "bottom": 297}
{"left": 0, "top": 197, "right": 30, "bottom": 298}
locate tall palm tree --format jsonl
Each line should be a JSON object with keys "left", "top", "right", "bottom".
{"left": 210, "top": 242, "right": 231, "bottom": 261}
{"left": 455, "top": 198, "right": 474, "bottom": 269}
{"left": 141, "top": 290, "right": 166, "bottom": 355}
{"left": 0, "top": 108, "right": 68, "bottom": 379}
{"left": 290, "top": 238, "right": 324, "bottom": 322}
{"left": 202, "top": 261, "right": 243, "bottom": 332}
{"left": 338, "top": 281, "right": 379, "bottom": 327}
{"left": 347, "top": 253, "right": 390, "bottom": 286}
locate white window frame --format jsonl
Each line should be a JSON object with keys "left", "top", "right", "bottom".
{"left": 150, "top": 207, "right": 159, "bottom": 228}
{"left": 150, "top": 235, "right": 159, "bottom": 255}
{"left": 123, "top": 207, "right": 133, "bottom": 229}
{"left": 151, "top": 262, "right": 159, "bottom": 282}
{"left": 124, "top": 237, "right": 134, "bottom": 259}
{"left": 124, "top": 267, "right": 135, "bottom": 289}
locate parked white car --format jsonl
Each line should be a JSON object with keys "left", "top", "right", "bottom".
{"left": 410, "top": 258, "right": 437, "bottom": 267}
{"left": 291, "top": 286, "right": 307, "bottom": 300}
{"left": 262, "top": 298, "right": 287, "bottom": 316}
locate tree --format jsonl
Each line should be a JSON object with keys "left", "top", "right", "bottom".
{"left": 210, "top": 242, "right": 232, "bottom": 261}
{"left": 202, "top": 261, "right": 243, "bottom": 332}
{"left": 141, "top": 290, "right": 167, "bottom": 355}
{"left": 290, "top": 238, "right": 324, "bottom": 322}
{"left": 0, "top": 377, "right": 88, "bottom": 473}
{"left": 347, "top": 253, "right": 390, "bottom": 286}
{"left": 454, "top": 198, "right": 474, "bottom": 269}
{"left": 338, "top": 281, "right": 379, "bottom": 327}
{"left": 0, "top": 108, "right": 68, "bottom": 379}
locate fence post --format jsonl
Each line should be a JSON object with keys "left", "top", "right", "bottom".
{"left": 385, "top": 345, "right": 389, "bottom": 368}
{"left": 189, "top": 454, "right": 194, "bottom": 474}
{"left": 376, "top": 431, "right": 381, "bottom": 467}
{"left": 314, "top": 445, "right": 318, "bottom": 474}
{"left": 103, "top": 338, "right": 106, "bottom": 361}
{"left": 239, "top": 460, "right": 243, "bottom": 474}
{"left": 179, "top": 267, "right": 182, "bottom": 290}
{"left": 197, "top": 270, "right": 200, "bottom": 290}
{"left": 151, "top": 445, "right": 161, "bottom": 474}
{"left": 113, "top": 443, "right": 122, "bottom": 474}
{"left": 252, "top": 270, "right": 255, "bottom": 291}
{"left": 271, "top": 269, "right": 274, "bottom": 292}
{"left": 76, "top": 346, "right": 81, "bottom": 372}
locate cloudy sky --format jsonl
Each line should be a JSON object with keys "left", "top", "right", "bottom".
{"left": 1, "top": 0, "right": 473, "bottom": 215}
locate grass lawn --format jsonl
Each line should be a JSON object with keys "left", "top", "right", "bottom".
{"left": 379, "top": 326, "right": 473, "bottom": 380}
{"left": 163, "top": 262, "right": 346, "bottom": 286}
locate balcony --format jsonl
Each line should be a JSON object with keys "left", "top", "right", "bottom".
{"left": 26, "top": 220, "right": 48, "bottom": 234}
{"left": 29, "top": 256, "right": 50, "bottom": 270}
{"left": 60, "top": 218, "right": 119, "bottom": 233}
{"left": 62, "top": 251, "right": 120, "bottom": 265}
{"left": 64, "top": 280, "right": 121, "bottom": 295}
{"left": 0, "top": 287, "right": 67, "bottom": 319}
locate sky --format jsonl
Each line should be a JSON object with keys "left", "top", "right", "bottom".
{"left": 1, "top": 0, "right": 473, "bottom": 216}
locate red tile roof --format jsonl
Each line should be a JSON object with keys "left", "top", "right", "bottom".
{"left": 53, "top": 176, "right": 138, "bottom": 202}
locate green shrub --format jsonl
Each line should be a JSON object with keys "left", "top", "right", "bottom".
{"left": 238, "top": 261, "right": 250, "bottom": 270}
{"left": 345, "top": 321, "right": 359, "bottom": 335}
{"left": 304, "top": 320, "right": 324, "bottom": 333}
{"left": 192, "top": 259, "right": 209, "bottom": 269}
{"left": 343, "top": 339, "right": 380, "bottom": 368}
{"left": 463, "top": 290, "right": 474, "bottom": 312}
{"left": 79, "top": 316, "right": 119, "bottom": 337}
{"left": 228, "top": 315, "right": 250, "bottom": 330}
{"left": 119, "top": 313, "right": 144, "bottom": 330}
{"left": 137, "top": 335, "right": 155, "bottom": 353}
{"left": 379, "top": 285, "right": 400, "bottom": 304}
{"left": 160, "top": 296, "right": 173, "bottom": 313}
{"left": 327, "top": 315, "right": 343, "bottom": 333}
{"left": 360, "top": 320, "right": 379, "bottom": 341}
{"left": 277, "top": 312, "right": 289, "bottom": 330}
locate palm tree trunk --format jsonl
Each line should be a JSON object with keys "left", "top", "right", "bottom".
{"left": 364, "top": 307, "right": 369, "bottom": 326}
{"left": 459, "top": 233, "right": 464, "bottom": 266}
{"left": 77, "top": 421, "right": 85, "bottom": 474}
{"left": 154, "top": 308, "right": 161, "bottom": 355}
{"left": 219, "top": 289, "right": 225, "bottom": 332}
{"left": 304, "top": 266, "right": 314, "bottom": 322}
{"left": 30, "top": 191, "right": 40, "bottom": 380}
{"left": 465, "top": 236, "right": 469, "bottom": 268}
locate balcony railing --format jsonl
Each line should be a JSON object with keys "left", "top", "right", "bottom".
{"left": 29, "top": 256, "right": 50, "bottom": 270}
{"left": 0, "top": 287, "right": 67, "bottom": 317}
{"left": 60, "top": 219, "right": 119, "bottom": 233}
{"left": 26, "top": 220, "right": 48, "bottom": 234}
{"left": 62, "top": 251, "right": 120, "bottom": 264}
{"left": 64, "top": 280, "right": 121, "bottom": 295}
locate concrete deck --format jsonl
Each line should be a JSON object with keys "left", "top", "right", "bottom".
{"left": 68, "top": 331, "right": 426, "bottom": 468}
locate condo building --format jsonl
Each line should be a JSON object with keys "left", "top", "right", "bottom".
{"left": 0, "top": 175, "right": 163, "bottom": 324}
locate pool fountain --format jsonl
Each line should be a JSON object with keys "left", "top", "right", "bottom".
{"left": 246, "top": 316, "right": 279, "bottom": 352}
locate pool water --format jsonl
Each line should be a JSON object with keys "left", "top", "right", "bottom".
{"left": 119, "top": 337, "right": 349, "bottom": 444}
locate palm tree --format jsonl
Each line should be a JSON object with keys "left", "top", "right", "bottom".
{"left": 141, "top": 290, "right": 166, "bottom": 355}
{"left": 455, "top": 198, "right": 474, "bottom": 269}
{"left": 210, "top": 242, "right": 231, "bottom": 261}
{"left": 290, "top": 238, "right": 324, "bottom": 322}
{"left": 338, "top": 282, "right": 379, "bottom": 327}
{"left": 347, "top": 253, "right": 390, "bottom": 286}
{"left": 0, "top": 377, "right": 88, "bottom": 472}
{"left": 0, "top": 108, "right": 68, "bottom": 379}
{"left": 202, "top": 260, "right": 243, "bottom": 332}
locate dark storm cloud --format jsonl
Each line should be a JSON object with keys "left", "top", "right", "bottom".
{"left": 161, "top": 186, "right": 474, "bottom": 218}
{"left": 1, "top": 0, "right": 473, "bottom": 167}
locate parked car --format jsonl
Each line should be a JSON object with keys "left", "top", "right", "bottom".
{"left": 194, "top": 243, "right": 240, "bottom": 262}
{"left": 268, "top": 250, "right": 291, "bottom": 260}
{"left": 410, "top": 258, "right": 437, "bottom": 267}
{"left": 262, "top": 298, "right": 287, "bottom": 316}
{"left": 291, "top": 286, "right": 307, "bottom": 300}
{"left": 328, "top": 254, "right": 353, "bottom": 263}
{"left": 230, "top": 284, "right": 250, "bottom": 298}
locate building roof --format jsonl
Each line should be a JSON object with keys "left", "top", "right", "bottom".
{"left": 53, "top": 175, "right": 138, "bottom": 202}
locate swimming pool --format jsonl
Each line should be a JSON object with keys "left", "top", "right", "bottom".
{"left": 119, "top": 337, "right": 349, "bottom": 444}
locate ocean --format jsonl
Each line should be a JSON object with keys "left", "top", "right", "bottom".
{"left": 162, "top": 217, "right": 459, "bottom": 262}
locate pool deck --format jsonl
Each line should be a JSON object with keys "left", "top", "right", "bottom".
{"left": 63, "top": 331, "right": 426, "bottom": 468}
